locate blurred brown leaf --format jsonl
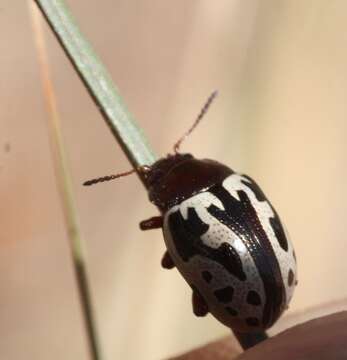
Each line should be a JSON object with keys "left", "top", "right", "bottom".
{"left": 168, "top": 334, "right": 241, "bottom": 360}
{"left": 170, "top": 311, "right": 347, "bottom": 360}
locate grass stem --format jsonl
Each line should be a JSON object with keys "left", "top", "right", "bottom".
{"left": 29, "top": 3, "right": 103, "bottom": 359}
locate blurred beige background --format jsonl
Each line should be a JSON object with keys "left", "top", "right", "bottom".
{"left": 2, "top": 1, "right": 347, "bottom": 359}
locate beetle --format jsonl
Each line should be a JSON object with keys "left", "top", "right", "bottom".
{"left": 84, "top": 92, "right": 297, "bottom": 333}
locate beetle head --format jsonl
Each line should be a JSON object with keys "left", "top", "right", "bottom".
{"left": 144, "top": 153, "right": 233, "bottom": 212}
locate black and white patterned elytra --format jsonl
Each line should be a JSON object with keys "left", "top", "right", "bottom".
{"left": 140, "top": 153, "right": 297, "bottom": 333}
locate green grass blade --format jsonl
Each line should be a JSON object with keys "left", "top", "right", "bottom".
{"left": 33, "top": 0, "right": 157, "bottom": 169}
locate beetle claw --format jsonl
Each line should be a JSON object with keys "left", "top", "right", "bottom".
{"left": 161, "top": 251, "right": 175, "bottom": 269}
{"left": 192, "top": 288, "right": 209, "bottom": 317}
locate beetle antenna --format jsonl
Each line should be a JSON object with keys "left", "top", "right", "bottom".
{"left": 173, "top": 90, "right": 218, "bottom": 153}
{"left": 83, "top": 169, "right": 135, "bottom": 186}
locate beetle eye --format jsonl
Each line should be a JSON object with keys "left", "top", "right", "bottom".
{"left": 150, "top": 170, "right": 165, "bottom": 184}
{"left": 138, "top": 165, "right": 151, "bottom": 178}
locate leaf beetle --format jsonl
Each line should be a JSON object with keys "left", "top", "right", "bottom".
{"left": 84, "top": 92, "right": 297, "bottom": 333}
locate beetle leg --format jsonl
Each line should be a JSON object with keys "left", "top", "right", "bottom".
{"left": 161, "top": 251, "right": 175, "bottom": 269}
{"left": 139, "top": 216, "right": 163, "bottom": 230}
{"left": 192, "top": 288, "right": 209, "bottom": 317}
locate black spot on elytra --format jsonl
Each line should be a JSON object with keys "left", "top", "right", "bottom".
{"left": 202, "top": 271, "right": 212, "bottom": 283}
{"left": 288, "top": 269, "right": 294, "bottom": 286}
{"left": 269, "top": 217, "right": 288, "bottom": 252}
{"left": 214, "top": 286, "right": 234, "bottom": 303}
{"left": 168, "top": 208, "right": 246, "bottom": 281}
{"left": 246, "top": 317, "right": 260, "bottom": 327}
{"left": 225, "top": 306, "right": 238, "bottom": 316}
{"left": 247, "top": 290, "right": 261, "bottom": 306}
{"left": 216, "top": 243, "right": 246, "bottom": 281}
{"left": 168, "top": 208, "right": 208, "bottom": 262}
{"left": 242, "top": 175, "right": 289, "bottom": 253}
{"left": 241, "top": 176, "right": 267, "bottom": 202}
{"left": 208, "top": 182, "right": 286, "bottom": 329}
